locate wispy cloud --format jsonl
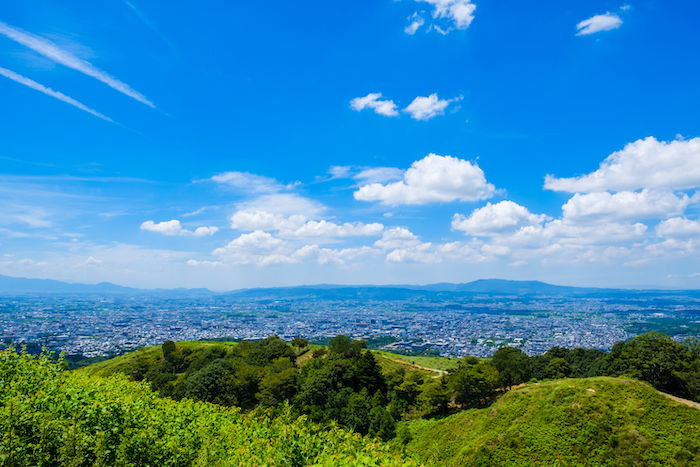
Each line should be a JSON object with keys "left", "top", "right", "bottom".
{"left": 0, "top": 66, "right": 113, "bottom": 122}
{"left": 0, "top": 20, "right": 154, "bottom": 108}
{"left": 576, "top": 12, "right": 623, "bottom": 36}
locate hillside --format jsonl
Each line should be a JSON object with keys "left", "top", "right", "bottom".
{"left": 0, "top": 348, "right": 417, "bottom": 466}
{"left": 80, "top": 340, "right": 456, "bottom": 379}
{"left": 403, "top": 377, "right": 700, "bottom": 466}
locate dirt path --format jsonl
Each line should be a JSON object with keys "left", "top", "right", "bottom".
{"left": 383, "top": 356, "right": 447, "bottom": 377}
{"left": 660, "top": 392, "right": 700, "bottom": 410}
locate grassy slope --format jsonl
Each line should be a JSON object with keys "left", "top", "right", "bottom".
{"left": 79, "top": 340, "right": 238, "bottom": 376}
{"left": 81, "top": 341, "right": 459, "bottom": 379}
{"left": 404, "top": 377, "right": 700, "bottom": 466}
{"left": 372, "top": 351, "right": 459, "bottom": 374}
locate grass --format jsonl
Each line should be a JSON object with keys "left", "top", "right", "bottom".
{"left": 372, "top": 350, "right": 460, "bottom": 374}
{"left": 78, "top": 340, "right": 238, "bottom": 376}
{"left": 402, "top": 376, "right": 700, "bottom": 466}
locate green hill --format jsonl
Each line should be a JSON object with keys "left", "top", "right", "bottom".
{"left": 79, "top": 340, "right": 239, "bottom": 377}
{"left": 402, "top": 377, "right": 700, "bottom": 466}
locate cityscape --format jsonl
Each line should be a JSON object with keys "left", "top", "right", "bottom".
{"left": 2, "top": 291, "right": 699, "bottom": 358}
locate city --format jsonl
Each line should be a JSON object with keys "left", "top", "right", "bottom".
{"left": 2, "top": 291, "right": 698, "bottom": 358}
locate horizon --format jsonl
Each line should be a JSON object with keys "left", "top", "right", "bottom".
{"left": 2, "top": 1, "right": 700, "bottom": 290}
{"left": 2, "top": 272, "right": 699, "bottom": 293}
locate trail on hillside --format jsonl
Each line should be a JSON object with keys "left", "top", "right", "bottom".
{"left": 660, "top": 391, "right": 700, "bottom": 410}
{"left": 383, "top": 356, "right": 447, "bottom": 378}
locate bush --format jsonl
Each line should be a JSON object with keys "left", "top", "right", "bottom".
{"left": 0, "top": 348, "right": 418, "bottom": 466}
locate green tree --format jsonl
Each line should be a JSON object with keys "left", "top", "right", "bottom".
{"left": 448, "top": 359, "right": 499, "bottom": 408}
{"left": 491, "top": 347, "right": 529, "bottom": 388}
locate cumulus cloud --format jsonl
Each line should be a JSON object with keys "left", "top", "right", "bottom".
{"left": 0, "top": 20, "right": 154, "bottom": 107}
{"left": 404, "top": 93, "right": 459, "bottom": 120}
{"left": 452, "top": 201, "right": 549, "bottom": 236}
{"left": 140, "top": 219, "right": 218, "bottom": 237}
{"left": 350, "top": 93, "right": 399, "bottom": 117}
{"left": 545, "top": 137, "right": 700, "bottom": 193}
{"left": 407, "top": 0, "right": 477, "bottom": 34}
{"left": 230, "top": 209, "right": 383, "bottom": 239}
{"left": 374, "top": 227, "right": 420, "bottom": 250}
{"left": 0, "top": 66, "right": 113, "bottom": 122}
{"left": 656, "top": 217, "right": 700, "bottom": 238}
{"left": 213, "top": 230, "right": 379, "bottom": 266}
{"left": 562, "top": 190, "right": 695, "bottom": 222}
{"left": 354, "top": 153, "right": 496, "bottom": 206}
{"left": 576, "top": 12, "right": 623, "bottom": 36}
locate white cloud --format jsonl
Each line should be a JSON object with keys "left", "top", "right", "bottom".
{"left": 291, "top": 220, "right": 384, "bottom": 238}
{"left": 545, "top": 137, "right": 700, "bottom": 193}
{"left": 236, "top": 193, "right": 326, "bottom": 218}
{"left": 213, "top": 230, "right": 288, "bottom": 265}
{"left": 374, "top": 227, "right": 420, "bottom": 250}
{"left": 140, "top": 219, "right": 218, "bottom": 237}
{"left": 386, "top": 242, "right": 442, "bottom": 263}
{"left": 562, "top": 190, "right": 695, "bottom": 222}
{"left": 354, "top": 153, "right": 496, "bottom": 206}
{"left": 452, "top": 201, "right": 549, "bottom": 236}
{"left": 0, "top": 20, "right": 154, "bottom": 107}
{"left": 404, "top": 93, "right": 458, "bottom": 120}
{"left": 230, "top": 209, "right": 382, "bottom": 240}
{"left": 656, "top": 217, "right": 700, "bottom": 238}
{"left": 576, "top": 12, "right": 623, "bottom": 36}
{"left": 213, "top": 230, "right": 379, "bottom": 266}
{"left": 328, "top": 166, "right": 352, "bottom": 179}
{"left": 0, "top": 66, "right": 113, "bottom": 122}
{"left": 404, "top": 14, "right": 425, "bottom": 34}
{"left": 186, "top": 259, "right": 223, "bottom": 267}
{"left": 409, "top": 0, "right": 477, "bottom": 34}
{"left": 210, "top": 171, "right": 292, "bottom": 193}
{"left": 350, "top": 93, "right": 399, "bottom": 117}
{"left": 354, "top": 167, "right": 405, "bottom": 184}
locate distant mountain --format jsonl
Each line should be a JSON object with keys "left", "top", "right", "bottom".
{"left": 0, "top": 274, "right": 138, "bottom": 294}
{"left": 1, "top": 274, "right": 696, "bottom": 297}
{"left": 413, "top": 279, "right": 607, "bottom": 295}
{"left": 0, "top": 274, "right": 213, "bottom": 295}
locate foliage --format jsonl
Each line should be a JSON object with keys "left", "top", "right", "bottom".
{"left": 0, "top": 347, "right": 418, "bottom": 466}
{"left": 447, "top": 357, "right": 499, "bottom": 408}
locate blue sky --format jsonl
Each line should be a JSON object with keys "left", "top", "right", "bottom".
{"left": 1, "top": 0, "right": 699, "bottom": 290}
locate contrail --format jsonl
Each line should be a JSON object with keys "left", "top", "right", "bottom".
{"left": 0, "top": 20, "right": 154, "bottom": 108}
{"left": 0, "top": 66, "right": 114, "bottom": 122}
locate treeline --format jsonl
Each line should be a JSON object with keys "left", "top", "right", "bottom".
{"left": 109, "top": 332, "right": 700, "bottom": 441}
{"left": 126, "top": 336, "right": 412, "bottom": 440}
{"left": 439, "top": 331, "right": 700, "bottom": 414}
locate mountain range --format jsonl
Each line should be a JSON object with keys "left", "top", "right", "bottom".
{"left": 0, "top": 274, "right": 697, "bottom": 297}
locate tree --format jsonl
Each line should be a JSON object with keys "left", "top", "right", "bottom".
{"left": 602, "top": 332, "right": 694, "bottom": 397}
{"left": 448, "top": 361, "right": 499, "bottom": 408}
{"left": 291, "top": 337, "right": 309, "bottom": 349}
{"left": 369, "top": 406, "right": 396, "bottom": 441}
{"left": 418, "top": 380, "right": 450, "bottom": 416}
{"left": 256, "top": 358, "right": 298, "bottom": 406}
{"left": 544, "top": 357, "right": 571, "bottom": 379}
{"left": 354, "top": 351, "right": 386, "bottom": 395}
{"left": 491, "top": 347, "right": 529, "bottom": 388}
